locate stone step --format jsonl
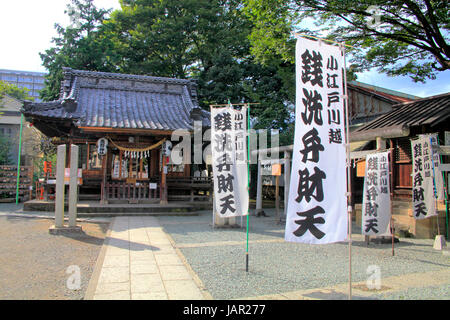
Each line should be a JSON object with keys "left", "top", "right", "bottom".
{"left": 77, "top": 211, "right": 199, "bottom": 217}
{"left": 23, "top": 200, "right": 212, "bottom": 213}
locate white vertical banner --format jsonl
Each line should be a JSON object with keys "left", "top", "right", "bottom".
{"left": 361, "top": 152, "right": 391, "bottom": 236}
{"left": 211, "top": 105, "right": 249, "bottom": 218}
{"left": 429, "top": 134, "right": 445, "bottom": 201}
{"left": 412, "top": 134, "right": 443, "bottom": 219}
{"left": 285, "top": 37, "right": 348, "bottom": 244}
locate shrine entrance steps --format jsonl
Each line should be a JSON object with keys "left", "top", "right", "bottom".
{"left": 22, "top": 200, "right": 212, "bottom": 217}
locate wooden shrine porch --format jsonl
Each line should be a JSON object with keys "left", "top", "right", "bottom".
{"left": 103, "top": 176, "right": 212, "bottom": 204}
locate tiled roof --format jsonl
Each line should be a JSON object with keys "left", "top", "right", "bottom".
{"left": 348, "top": 81, "right": 419, "bottom": 103}
{"left": 22, "top": 68, "right": 210, "bottom": 131}
{"left": 351, "top": 92, "right": 450, "bottom": 141}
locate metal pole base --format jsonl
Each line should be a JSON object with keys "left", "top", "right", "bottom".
{"left": 245, "top": 253, "right": 249, "bottom": 272}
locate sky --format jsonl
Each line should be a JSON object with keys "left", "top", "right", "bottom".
{"left": 0, "top": 0, "right": 448, "bottom": 98}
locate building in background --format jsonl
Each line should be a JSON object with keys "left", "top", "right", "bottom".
{"left": 348, "top": 80, "right": 420, "bottom": 130}
{"left": 0, "top": 69, "right": 47, "bottom": 102}
{"left": 22, "top": 67, "right": 211, "bottom": 203}
{"left": 351, "top": 92, "right": 450, "bottom": 238}
{"left": 0, "top": 94, "right": 43, "bottom": 166}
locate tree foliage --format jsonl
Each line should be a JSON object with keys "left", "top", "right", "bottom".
{"left": 40, "top": 0, "right": 296, "bottom": 142}
{"left": 245, "top": 0, "right": 450, "bottom": 82}
{"left": 39, "top": 0, "right": 118, "bottom": 101}
{"left": 0, "top": 80, "right": 33, "bottom": 105}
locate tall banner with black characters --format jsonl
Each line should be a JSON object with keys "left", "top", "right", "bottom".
{"left": 429, "top": 134, "right": 445, "bottom": 201}
{"left": 361, "top": 152, "right": 391, "bottom": 236}
{"left": 285, "top": 37, "right": 348, "bottom": 244}
{"left": 411, "top": 134, "right": 444, "bottom": 219}
{"left": 211, "top": 105, "right": 249, "bottom": 218}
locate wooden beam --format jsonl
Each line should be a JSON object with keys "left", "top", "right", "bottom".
{"left": 78, "top": 126, "right": 174, "bottom": 136}
{"left": 350, "top": 149, "right": 389, "bottom": 160}
{"left": 434, "top": 145, "right": 450, "bottom": 155}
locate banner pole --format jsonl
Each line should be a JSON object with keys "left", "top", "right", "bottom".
{"left": 246, "top": 104, "right": 250, "bottom": 272}
{"left": 341, "top": 43, "right": 352, "bottom": 300}
{"left": 15, "top": 114, "right": 24, "bottom": 204}
{"left": 430, "top": 137, "right": 441, "bottom": 235}
{"left": 210, "top": 105, "right": 215, "bottom": 231}
{"left": 435, "top": 135, "right": 448, "bottom": 239}
{"left": 389, "top": 149, "right": 395, "bottom": 256}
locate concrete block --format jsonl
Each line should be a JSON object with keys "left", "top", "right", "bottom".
{"left": 433, "top": 235, "right": 446, "bottom": 250}
{"left": 155, "top": 254, "right": 183, "bottom": 266}
{"left": 55, "top": 145, "right": 66, "bottom": 228}
{"left": 130, "top": 263, "right": 159, "bottom": 274}
{"left": 98, "top": 266, "right": 130, "bottom": 284}
{"left": 68, "top": 144, "right": 79, "bottom": 227}
{"left": 130, "top": 274, "right": 165, "bottom": 293}
{"left": 164, "top": 280, "right": 204, "bottom": 300}
{"left": 49, "top": 225, "right": 83, "bottom": 235}
{"left": 132, "top": 292, "right": 168, "bottom": 300}
{"left": 159, "top": 265, "right": 192, "bottom": 281}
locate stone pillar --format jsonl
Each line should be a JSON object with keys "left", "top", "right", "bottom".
{"left": 68, "top": 145, "right": 79, "bottom": 227}
{"left": 55, "top": 145, "right": 66, "bottom": 228}
{"left": 284, "top": 152, "right": 291, "bottom": 218}
{"left": 255, "top": 160, "right": 263, "bottom": 215}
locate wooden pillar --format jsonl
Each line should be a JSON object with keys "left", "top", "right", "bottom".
{"left": 119, "top": 150, "right": 122, "bottom": 179}
{"left": 255, "top": 160, "right": 263, "bottom": 215}
{"left": 160, "top": 152, "right": 168, "bottom": 205}
{"left": 101, "top": 151, "right": 107, "bottom": 204}
{"left": 376, "top": 137, "right": 386, "bottom": 151}
{"left": 275, "top": 175, "right": 280, "bottom": 221}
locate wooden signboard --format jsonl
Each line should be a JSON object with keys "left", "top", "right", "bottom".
{"left": 356, "top": 159, "right": 366, "bottom": 177}
{"left": 271, "top": 163, "right": 282, "bottom": 176}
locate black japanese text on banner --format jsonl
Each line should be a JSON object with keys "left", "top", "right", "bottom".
{"left": 429, "top": 134, "right": 445, "bottom": 201}
{"left": 411, "top": 134, "right": 443, "bottom": 219}
{"left": 211, "top": 106, "right": 249, "bottom": 218}
{"left": 361, "top": 152, "right": 391, "bottom": 236}
{"left": 285, "top": 37, "right": 348, "bottom": 244}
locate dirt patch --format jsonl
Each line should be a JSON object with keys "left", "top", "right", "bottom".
{"left": 0, "top": 216, "right": 109, "bottom": 300}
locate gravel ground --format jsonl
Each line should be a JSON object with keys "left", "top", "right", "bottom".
{"left": 0, "top": 204, "right": 109, "bottom": 300}
{"left": 372, "top": 284, "right": 449, "bottom": 300}
{"left": 159, "top": 209, "right": 450, "bottom": 300}
{"left": 1, "top": 203, "right": 448, "bottom": 300}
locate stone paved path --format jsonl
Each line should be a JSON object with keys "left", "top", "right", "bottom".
{"left": 86, "top": 216, "right": 206, "bottom": 300}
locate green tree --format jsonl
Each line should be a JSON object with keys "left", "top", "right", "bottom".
{"left": 0, "top": 80, "right": 33, "bottom": 104}
{"left": 40, "top": 0, "right": 297, "bottom": 144}
{"left": 244, "top": 0, "right": 450, "bottom": 82}
{"left": 39, "top": 0, "right": 119, "bottom": 101}
{"left": 0, "top": 80, "right": 33, "bottom": 117}
{"left": 106, "top": 0, "right": 295, "bottom": 130}
{"left": 104, "top": 0, "right": 249, "bottom": 79}
{"left": 0, "top": 133, "right": 12, "bottom": 165}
